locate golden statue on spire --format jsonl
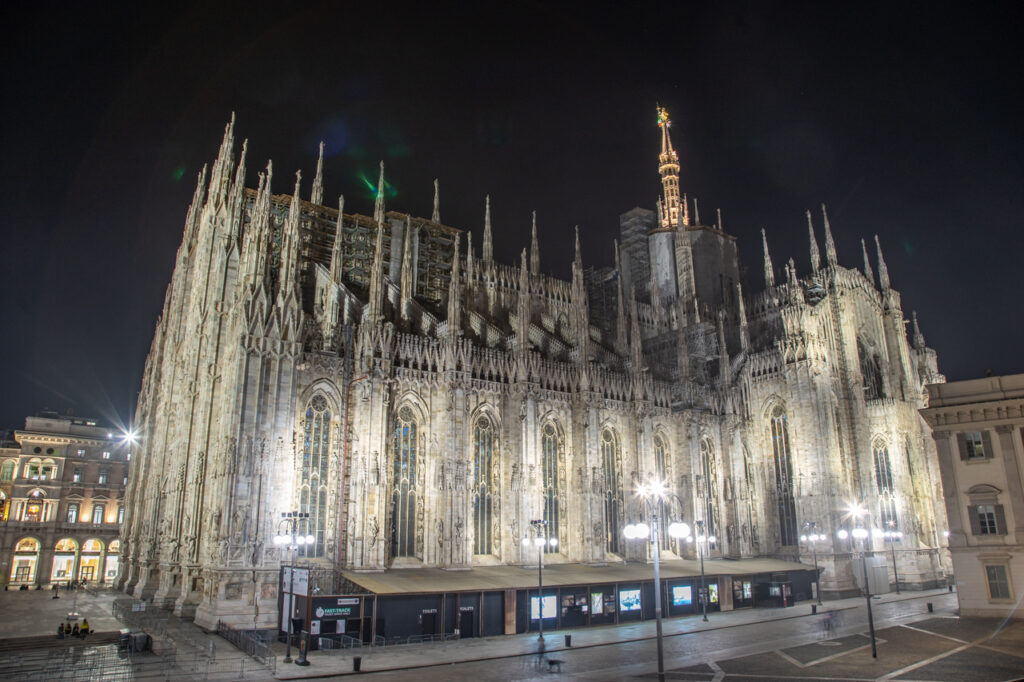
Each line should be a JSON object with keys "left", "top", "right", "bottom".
{"left": 657, "top": 106, "right": 670, "bottom": 127}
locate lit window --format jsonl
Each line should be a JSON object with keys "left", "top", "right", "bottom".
{"left": 91, "top": 505, "right": 105, "bottom": 524}
{"left": 102, "top": 451, "right": 111, "bottom": 459}
{"left": 126, "top": 452, "right": 131, "bottom": 461}
{"left": 118, "top": 506, "right": 124, "bottom": 524}
{"left": 986, "top": 565, "right": 1012, "bottom": 600}
{"left": 67, "top": 504, "right": 79, "bottom": 523}
{"left": 76, "top": 449, "right": 86, "bottom": 457}
{"left": 960, "top": 432, "right": 988, "bottom": 459}
{"left": 98, "top": 469, "right": 109, "bottom": 485}
{"left": 122, "top": 476, "right": 128, "bottom": 486}
{"left": 977, "top": 505, "right": 999, "bottom": 534}
{"left": 0, "top": 461, "right": 13, "bottom": 481}
{"left": 73, "top": 468, "right": 82, "bottom": 483}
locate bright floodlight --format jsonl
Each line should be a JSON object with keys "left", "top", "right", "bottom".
{"left": 943, "top": 530, "right": 950, "bottom": 538}
{"left": 522, "top": 537, "right": 531, "bottom": 546}
{"left": 649, "top": 480, "right": 665, "bottom": 497}
{"left": 548, "top": 538, "right": 558, "bottom": 547}
{"left": 696, "top": 534, "right": 706, "bottom": 543}
{"left": 852, "top": 528, "right": 868, "bottom": 539}
{"left": 623, "top": 525, "right": 636, "bottom": 539}
{"left": 305, "top": 534, "right": 315, "bottom": 544}
{"left": 668, "top": 522, "right": 690, "bottom": 539}
{"left": 847, "top": 502, "right": 866, "bottom": 518}
{"left": 122, "top": 429, "right": 137, "bottom": 444}
{"left": 685, "top": 536, "right": 693, "bottom": 543}
{"left": 635, "top": 523, "right": 650, "bottom": 539}
{"left": 872, "top": 527, "right": 883, "bottom": 538}
{"left": 837, "top": 529, "right": 848, "bottom": 540}
{"left": 273, "top": 535, "right": 283, "bottom": 545}
{"left": 534, "top": 536, "right": 545, "bottom": 547}
{"left": 800, "top": 534, "right": 808, "bottom": 542}
{"left": 296, "top": 536, "right": 306, "bottom": 545}
{"left": 708, "top": 535, "right": 717, "bottom": 544}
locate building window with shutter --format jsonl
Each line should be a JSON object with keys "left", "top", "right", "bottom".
{"left": 958, "top": 431, "right": 991, "bottom": 460}
{"left": 985, "top": 565, "right": 1012, "bottom": 600}
{"left": 968, "top": 503, "right": 1006, "bottom": 535}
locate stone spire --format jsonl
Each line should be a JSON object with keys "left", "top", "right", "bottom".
{"left": 184, "top": 164, "right": 209, "bottom": 247}
{"left": 373, "top": 161, "right": 385, "bottom": 225}
{"left": 615, "top": 240, "right": 628, "bottom": 352}
{"left": 311, "top": 141, "right": 325, "bottom": 206}
{"left": 278, "top": 170, "right": 303, "bottom": 294}
{"left": 367, "top": 183, "right": 387, "bottom": 322}
{"left": 874, "top": 235, "right": 891, "bottom": 289}
{"left": 761, "top": 228, "right": 775, "bottom": 288}
{"left": 446, "top": 232, "right": 461, "bottom": 333}
{"left": 466, "top": 231, "right": 474, "bottom": 283}
{"left": 240, "top": 163, "right": 267, "bottom": 287}
{"left": 571, "top": 226, "right": 591, "bottom": 383}
{"left": 329, "top": 196, "right": 345, "bottom": 284}
{"left": 716, "top": 208, "right": 723, "bottom": 232}
{"left": 861, "top": 239, "right": 875, "bottom": 286}
{"left": 912, "top": 311, "right": 926, "bottom": 350}
{"left": 432, "top": 179, "right": 440, "bottom": 223}
{"left": 657, "top": 106, "right": 686, "bottom": 228}
{"left": 400, "top": 215, "right": 415, "bottom": 312}
{"left": 516, "top": 249, "right": 530, "bottom": 351}
{"left": 529, "top": 211, "right": 540, "bottom": 275}
{"left": 822, "top": 203, "right": 838, "bottom": 266}
{"left": 249, "top": 161, "right": 273, "bottom": 287}
{"left": 226, "top": 140, "right": 248, "bottom": 237}
{"left": 693, "top": 197, "right": 701, "bottom": 226}
{"left": 574, "top": 225, "right": 582, "bottom": 266}
{"left": 208, "top": 113, "right": 236, "bottom": 208}
{"left": 650, "top": 268, "right": 662, "bottom": 310}
{"left": 482, "top": 195, "right": 493, "bottom": 262}
{"left": 717, "top": 310, "right": 730, "bottom": 386}
{"left": 737, "top": 281, "right": 749, "bottom": 351}
{"left": 807, "top": 210, "right": 821, "bottom": 273}
{"left": 629, "top": 285, "right": 644, "bottom": 371}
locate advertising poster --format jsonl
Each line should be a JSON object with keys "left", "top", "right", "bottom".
{"left": 618, "top": 589, "right": 641, "bottom": 612}
{"left": 671, "top": 585, "right": 692, "bottom": 605}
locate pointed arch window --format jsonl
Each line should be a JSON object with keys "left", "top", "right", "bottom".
{"left": 654, "top": 434, "right": 671, "bottom": 550}
{"left": 298, "top": 394, "right": 331, "bottom": 558}
{"left": 392, "top": 406, "right": 418, "bottom": 558}
{"left": 472, "top": 417, "right": 495, "bottom": 555}
{"left": 874, "top": 440, "right": 898, "bottom": 528}
{"left": 541, "top": 422, "right": 560, "bottom": 553}
{"left": 769, "top": 407, "right": 798, "bottom": 546}
{"left": 699, "top": 437, "right": 720, "bottom": 539}
{"left": 600, "top": 429, "right": 621, "bottom": 554}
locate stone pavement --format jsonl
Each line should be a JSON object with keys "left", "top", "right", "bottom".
{"left": 270, "top": 588, "right": 967, "bottom": 679}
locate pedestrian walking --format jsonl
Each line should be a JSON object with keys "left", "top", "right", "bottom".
{"left": 822, "top": 610, "right": 835, "bottom": 639}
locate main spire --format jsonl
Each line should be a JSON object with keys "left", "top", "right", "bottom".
{"left": 657, "top": 106, "right": 687, "bottom": 228}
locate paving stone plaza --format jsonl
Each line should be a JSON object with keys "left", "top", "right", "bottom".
{"left": 1, "top": 587, "right": 1021, "bottom": 680}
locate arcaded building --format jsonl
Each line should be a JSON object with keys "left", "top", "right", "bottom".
{"left": 119, "top": 111, "right": 949, "bottom": 633}
{"left": 1, "top": 412, "right": 128, "bottom": 587}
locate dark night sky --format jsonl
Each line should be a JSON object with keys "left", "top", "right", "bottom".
{"left": 1, "top": 1, "right": 1021, "bottom": 430}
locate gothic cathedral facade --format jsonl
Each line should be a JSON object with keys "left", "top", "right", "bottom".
{"left": 118, "top": 111, "right": 949, "bottom": 628}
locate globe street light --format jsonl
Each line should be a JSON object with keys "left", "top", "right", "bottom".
{"left": 800, "top": 522, "right": 824, "bottom": 605}
{"left": 692, "top": 520, "right": 716, "bottom": 622}
{"left": 522, "top": 519, "right": 556, "bottom": 642}
{"left": 845, "top": 505, "right": 877, "bottom": 659}
{"left": 273, "top": 511, "right": 313, "bottom": 664}
{"left": 882, "top": 522, "right": 903, "bottom": 594}
{"left": 622, "top": 481, "right": 690, "bottom": 682}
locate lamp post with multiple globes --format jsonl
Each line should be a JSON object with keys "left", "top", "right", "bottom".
{"left": 622, "top": 480, "right": 690, "bottom": 682}
{"left": 522, "top": 519, "right": 557, "bottom": 642}
{"left": 882, "top": 521, "right": 903, "bottom": 594}
{"left": 691, "top": 519, "right": 716, "bottom": 622}
{"left": 273, "top": 512, "right": 314, "bottom": 664}
{"left": 800, "top": 522, "right": 824, "bottom": 606}
{"left": 843, "top": 504, "right": 877, "bottom": 659}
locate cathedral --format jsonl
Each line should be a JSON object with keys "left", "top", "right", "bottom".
{"left": 119, "top": 109, "right": 949, "bottom": 632}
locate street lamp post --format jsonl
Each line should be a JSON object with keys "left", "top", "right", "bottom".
{"left": 623, "top": 481, "right": 690, "bottom": 682}
{"left": 800, "top": 522, "right": 824, "bottom": 605}
{"left": 273, "top": 511, "right": 314, "bottom": 665}
{"left": 522, "top": 519, "right": 556, "bottom": 642}
{"left": 883, "top": 522, "right": 903, "bottom": 594}
{"left": 692, "top": 520, "right": 715, "bottom": 622}
{"left": 845, "top": 504, "right": 877, "bottom": 659}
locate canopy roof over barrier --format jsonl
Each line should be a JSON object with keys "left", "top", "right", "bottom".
{"left": 340, "top": 558, "right": 813, "bottom": 595}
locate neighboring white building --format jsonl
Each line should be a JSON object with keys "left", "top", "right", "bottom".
{"left": 922, "top": 374, "right": 1024, "bottom": 619}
